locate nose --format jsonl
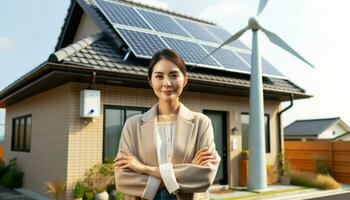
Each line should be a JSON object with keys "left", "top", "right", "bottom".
{"left": 163, "top": 78, "right": 171, "bottom": 87}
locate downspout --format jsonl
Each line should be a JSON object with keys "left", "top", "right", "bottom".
{"left": 277, "top": 94, "right": 294, "bottom": 179}
{"left": 277, "top": 94, "right": 294, "bottom": 153}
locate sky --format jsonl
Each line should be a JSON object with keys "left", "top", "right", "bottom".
{"left": 1, "top": 0, "right": 350, "bottom": 139}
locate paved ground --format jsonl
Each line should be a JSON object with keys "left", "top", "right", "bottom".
{"left": 0, "top": 187, "right": 35, "bottom": 200}
{"left": 308, "top": 193, "right": 350, "bottom": 200}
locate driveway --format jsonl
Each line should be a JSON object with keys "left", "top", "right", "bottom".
{"left": 0, "top": 187, "right": 36, "bottom": 200}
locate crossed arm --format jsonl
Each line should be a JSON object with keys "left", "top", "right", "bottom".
{"left": 114, "top": 147, "right": 214, "bottom": 179}
{"left": 114, "top": 117, "right": 221, "bottom": 198}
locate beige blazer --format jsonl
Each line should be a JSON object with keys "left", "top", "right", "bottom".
{"left": 115, "top": 103, "right": 221, "bottom": 200}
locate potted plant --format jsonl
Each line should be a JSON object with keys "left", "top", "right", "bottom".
{"left": 277, "top": 152, "right": 291, "bottom": 185}
{"left": 44, "top": 179, "right": 66, "bottom": 200}
{"left": 239, "top": 150, "right": 249, "bottom": 186}
{"left": 83, "top": 163, "right": 115, "bottom": 200}
{"left": 73, "top": 181, "right": 85, "bottom": 200}
{"left": 107, "top": 183, "right": 117, "bottom": 200}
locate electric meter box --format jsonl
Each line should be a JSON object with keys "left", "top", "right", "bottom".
{"left": 80, "top": 90, "right": 100, "bottom": 118}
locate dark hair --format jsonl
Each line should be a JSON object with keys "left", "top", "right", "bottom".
{"left": 148, "top": 48, "right": 187, "bottom": 80}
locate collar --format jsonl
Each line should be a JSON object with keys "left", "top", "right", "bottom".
{"left": 141, "top": 103, "right": 194, "bottom": 122}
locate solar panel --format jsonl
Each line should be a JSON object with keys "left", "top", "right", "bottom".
{"left": 162, "top": 37, "right": 219, "bottom": 67}
{"left": 137, "top": 9, "right": 190, "bottom": 37}
{"left": 203, "top": 25, "right": 249, "bottom": 50}
{"left": 116, "top": 28, "right": 167, "bottom": 57}
{"left": 202, "top": 45, "right": 251, "bottom": 72}
{"left": 174, "top": 18, "right": 220, "bottom": 43}
{"left": 236, "top": 52, "right": 284, "bottom": 77}
{"left": 95, "top": 0, "right": 151, "bottom": 29}
{"left": 95, "top": 0, "right": 285, "bottom": 78}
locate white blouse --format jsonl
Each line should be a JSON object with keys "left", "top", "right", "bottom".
{"left": 142, "top": 121, "right": 180, "bottom": 199}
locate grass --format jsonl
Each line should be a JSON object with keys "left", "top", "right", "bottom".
{"left": 290, "top": 170, "right": 341, "bottom": 190}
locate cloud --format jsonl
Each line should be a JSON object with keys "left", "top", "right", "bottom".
{"left": 0, "top": 36, "right": 15, "bottom": 51}
{"left": 132, "top": 0, "right": 169, "bottom": 10}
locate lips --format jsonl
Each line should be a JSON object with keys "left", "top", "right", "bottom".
{"left": 162, "top": 90, "right": 174, "bottom": 95}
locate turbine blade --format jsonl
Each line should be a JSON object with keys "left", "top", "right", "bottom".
{"left": 206, "top": 26, "right": 249, "bottom": 58}
{"left": 257, "top": 0, "right": 268, "bottom": 16}
{"left": 262, "top": 28, "right": 315, "bottom": 68}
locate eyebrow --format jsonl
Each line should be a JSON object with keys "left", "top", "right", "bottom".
{"left": 153, "top": 70, "right": 180, "bottom": 74}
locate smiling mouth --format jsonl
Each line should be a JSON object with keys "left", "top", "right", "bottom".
{"left": 162, "top": 91, "right": 174, "bottom": 95}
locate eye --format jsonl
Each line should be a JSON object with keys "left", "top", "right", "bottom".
{"left": 171, "top": 74, "right": 179, "bottom": 78}
{"left": 155, "top": 75, "right": 163, "bottom": 79}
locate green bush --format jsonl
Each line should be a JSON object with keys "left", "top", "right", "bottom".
{"left": 115, "top": 191, "right": 124, "bottom": 200}
{"left": 0, "top": 167, "right": 23, "bottom": 188}
{"left": 73, "top": 181, "right": 85, "bottom": 198}
{"left": 314, "top": 158, "right": 332, "bottom": 175}
{"left": 0, "top": 157, "right": 24, "bottom": 188}
{"left": 83, "top": 191, "right": 94, "bottom": 200}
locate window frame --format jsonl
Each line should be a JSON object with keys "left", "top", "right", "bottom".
{"left": 11, "top": 114, "right": 32, "bottom": 152}
{"left": 241, "top": 112, "right": 271, "bottom": 153}
{"left": 102, "top": 105, "right": 149, "bottom": 163}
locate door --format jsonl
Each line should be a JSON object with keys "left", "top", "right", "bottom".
{"left": 203, "top": 110, "right": 228, "bottom": 185}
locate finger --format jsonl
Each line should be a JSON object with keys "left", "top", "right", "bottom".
{"left": 198, "top": 155, "right": 213, "bottom": 163}
{"left": 199, "top": 160, "right": 210, "bottom": 166}
{"left": 116, "top": 159, "right": 130, "bottom": 167}
{"left": 196, "top": 147, "right": 209, "bottom": 155}
{"left": 194, "top": 147, "right": 210, "bottom": 160}
{"left": 197, "top": 151, "right": 212, "bottom": 159}
{"left": 119, "top": 163, "right": 129, "bottom": 169}
{"left": 114, "top": 155, "right": 128, "bottom": 162}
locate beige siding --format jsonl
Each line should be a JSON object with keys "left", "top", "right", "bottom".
{"left": 3, "top": 84, "right": 70, "bottom": 199}
{"left": 4, "top": 82, "right": 282, "bottom": 198}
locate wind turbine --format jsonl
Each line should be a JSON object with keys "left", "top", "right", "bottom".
{"left": 207, "top": 0, "right": 314, "bottom": 191}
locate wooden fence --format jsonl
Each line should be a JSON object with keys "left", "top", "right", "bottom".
{"left": 285, "top": 141, "right": 350, "bottom": 183}
{"left": 0, "top": 145, "right": 3, "bottom": 160}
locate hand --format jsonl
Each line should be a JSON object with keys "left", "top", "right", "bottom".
{"left": 191, "top": 147, "right": 213, "bottom": 166}
{"left": 114, "top": 148, "right": 146, "bottom": 173}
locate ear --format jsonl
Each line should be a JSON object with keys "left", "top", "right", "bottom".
{"left": 183, "top": 73, "right": 188, "bottom": 87}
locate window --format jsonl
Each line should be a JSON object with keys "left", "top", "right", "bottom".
{"left": 12, "top": 115, "right": 31, "bottom": 152}
{"left": 103, "top": 106, "right": 148, "bottom": 162}
{"left": 241, "top": 113, "right": 271, "bottom": 153}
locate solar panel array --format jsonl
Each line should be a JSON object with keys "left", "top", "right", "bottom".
{"left": 95, "top": 0, "right": 284, "bottom": 78}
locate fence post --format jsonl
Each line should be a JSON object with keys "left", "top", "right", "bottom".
{"left": 329, "top": 142, "right": 334, "bottom": 176}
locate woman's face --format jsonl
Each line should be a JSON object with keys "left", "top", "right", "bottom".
{"left": 149, "top": 59, "right": 188, "bottom": 103}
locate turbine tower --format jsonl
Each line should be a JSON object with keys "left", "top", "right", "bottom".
{"left": 207, "top": 0, "right": 314, "bottom": 191}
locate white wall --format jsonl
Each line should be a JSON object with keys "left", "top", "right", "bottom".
{"left": 318, "top": 121, "right": 349, "bottom": 139}
{"left": 0, "top": 109, "right": 5, "bottom": 141}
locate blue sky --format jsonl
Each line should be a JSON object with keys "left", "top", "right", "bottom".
{"left": 1, "top": 0, "right": 350, "bottom": 139}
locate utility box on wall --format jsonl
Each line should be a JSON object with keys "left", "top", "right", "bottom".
{"left": 80, "top": 89, "right": 101, "bottom": 118}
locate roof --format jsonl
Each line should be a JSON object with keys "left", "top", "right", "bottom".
{"left": 284, "top": 117, "right": 341, "bottom": 136}
{"left": 49, "top": 33, "right": 304, "bottom": 93}
{"left": 0, "top": 0, "right": 312, "bottom": 107}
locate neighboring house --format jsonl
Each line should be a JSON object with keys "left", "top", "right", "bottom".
{"left": 0, "top": 0, "right": 310, "bottom": 199}
{"left": 333, "top": 131, "right": 350, "bottom": 141}
{"left": 284, "top": 117, "right": 350, "bottom": 141}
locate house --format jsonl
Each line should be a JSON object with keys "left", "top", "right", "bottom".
{"left": 0, "top": 0, "right": 310, "bottom": 199}
{"left": 284, "top": 117, "right": 350, "bottom": 141}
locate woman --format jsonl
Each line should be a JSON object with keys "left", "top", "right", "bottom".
{"left": 114, "top": 48, "right": 221, "bottom": 200}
